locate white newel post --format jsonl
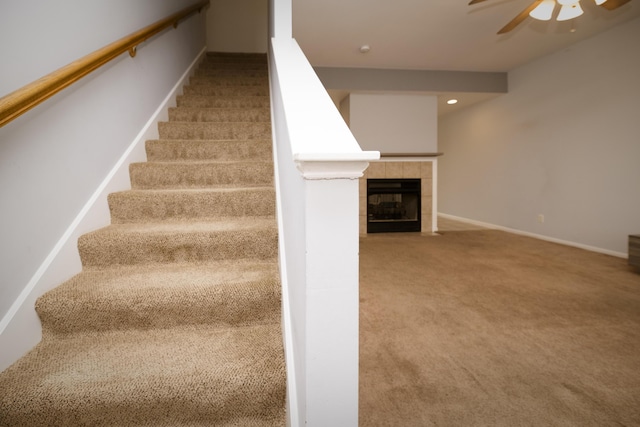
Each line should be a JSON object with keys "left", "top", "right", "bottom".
{"left": 297, "top": 159, "right": 371, "bottom": 427}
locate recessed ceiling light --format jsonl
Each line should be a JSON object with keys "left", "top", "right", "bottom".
{"left": 447, "top": 99, "right": 458, "bottom": 105}
{"left": 359, "top": 45, "right": 371, "bottom": 53}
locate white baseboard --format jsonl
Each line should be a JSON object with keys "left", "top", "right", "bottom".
{"left": 0, "top": 48, "right": 207, "bottom": 373}
{"left": 438, "top": 213, "right": 628, "bottom": 259}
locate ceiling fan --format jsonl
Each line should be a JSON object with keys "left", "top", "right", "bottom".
{"left": 469, "top": 0, "right": 633, "bottom": 34}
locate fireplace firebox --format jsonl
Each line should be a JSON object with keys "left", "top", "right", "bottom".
{"left": 367, "top": 179, "right": 421, "bottom": 233}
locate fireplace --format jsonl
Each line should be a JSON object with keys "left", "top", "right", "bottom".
{"left": 367, "top": 179, "right": 421, "bottom": 233}
{"left": 359, "top": 159, "right": 437, "bottom": 234}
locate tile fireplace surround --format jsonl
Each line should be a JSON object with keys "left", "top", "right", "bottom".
{"left": 359, "top": 158, "right": 437, "bottom": 234}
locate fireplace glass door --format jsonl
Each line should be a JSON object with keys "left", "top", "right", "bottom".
{"left": 367, "top": 179, "right": 421, "bottom": 233}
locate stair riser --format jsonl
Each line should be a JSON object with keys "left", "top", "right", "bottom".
{"left": 130, "top": 162, "right": 274, "bottom": 189}
{"left": 168, "top": 108, "right": 270, "bottom": 123}
{"left": 177, "top": 95, "right": 270, "bottom": 109}
{"left": 189, "top": 76, "right": 268, "bottom": 86}
{"left": 158, "top": 122, "right": 271, "bottom": 140}
{"left": 194, "top": 68, "right": 268, "bottom": 78}
{"left": 204, "top": 53, "right": 267, "bottom": 63}
{"left": 183, "top": 85, "right": 268, "bottom": 97}
{"left": 199, "top": 61, "right": 268, "bottom": 70}
{"left": 109, "top": 189, "right": 276, "bottom": 223}
{"left": 145, "top": 140, "right": 272, "bottom": 162}
{"left": 37, "top": 278, "right": 281, "bottom": 334}
{"left": 78, "top": 227, "right": 278, "bottom": 267}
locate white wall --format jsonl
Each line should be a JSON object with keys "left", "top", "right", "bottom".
{"left": 0, "top": 0, "right": 207, "bottom": 369}
{"left": 343, "top": 93, "right": 438, "bottom": 153}
{"left": 269, "top": 0, "right": 292, "bottom": 39}
{"left": 438, "top": 16, "right": 640, "bottom": 256}
{"left": 206, "top": 0, "right": 268, "bottom": 53}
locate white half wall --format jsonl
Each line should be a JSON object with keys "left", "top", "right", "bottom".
{"left": 438, "top": 16, "right": 640, "bottom": 256}
{"left": 342, "top": 93, "right": 438, "bottom": 153}
{"left": 0, "top": 0, "right": 207, "bottom": 371}
{"left": 206, "top": 0, "right": 268, "bottom": 53}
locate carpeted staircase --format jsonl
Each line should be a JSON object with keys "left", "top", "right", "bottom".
{"left": 0, "top": 52, "right": 286, "bottom": 426}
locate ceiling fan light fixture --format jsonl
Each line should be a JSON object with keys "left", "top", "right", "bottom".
{"left": 557, "top": 2, "right": 584, "bottom": 20}
{"left": 529, "top": 0, "right": 557, "bottom": 20}
{"left": 594, "top": 0, "right": 607, "bottom": 4}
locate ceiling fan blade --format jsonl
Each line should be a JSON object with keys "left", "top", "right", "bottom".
{"left": 600, "top": 0, "right": 632, "bottom": 10}
{"left": 468, "top": 0, "right": 492, "bottom": 4}
{"left": 497, "top": 0, "right": 544, "bottom": 34}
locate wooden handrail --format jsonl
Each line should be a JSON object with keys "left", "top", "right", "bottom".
{"left": 0, "top": 0, "right": 209, "bottom": 128}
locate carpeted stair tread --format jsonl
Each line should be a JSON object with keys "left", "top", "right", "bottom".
{"left": 158, "top": 121, "right": 271, "bottom": 140}
{"left": 199, "top": 61, "right": 268, "bottom": 70}
{"left": 78, "top": 219, "right": 278, "bottom": 267}
{"left": 109, "top": 187, "right": 275, "bottom": 222}
{"left": 206, "top": 51, "right": 267, "bottom": 60}
{"left": 145, "top": 139, "right": 272, "bottom": 162}
{"left": 182, "top": 85, "right": 268, "bottom": 97}
{"left": 168, "top": 107, "right": 270, "bottom": 122}
{"left": 186, "top": 76, "right": 268, "bottom": 87}
{"left": 130, "top": 160, "right": 274, "bottom": 189}
{"left": 36, "top": 261, "right": 280, "bottom": 334}
{"left": 189, "top": 75, "right": 268, "bottom": 86}
{"left": 0, "top": 324, "right": 285, "bottom": 426}
{"left": 0, "top": 52, "right": 284, "bottom": 426}
{"left": 177, "top": 95, "right": 270, "bottom": 108}
{"left": 194, "top": 68, "right": 268, "bottom": 77}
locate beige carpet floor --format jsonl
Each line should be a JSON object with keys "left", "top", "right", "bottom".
{"left": 0, "top": 52, "right": 286, "bottom": 426}
{"left": 359, "top": 230, "right": 640, "bottom": 426}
